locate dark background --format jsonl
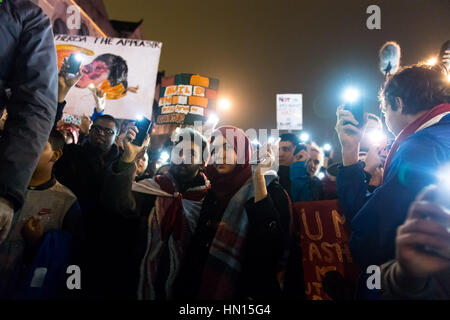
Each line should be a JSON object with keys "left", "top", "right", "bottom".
{"left": 105, "top": 0, "right": 450, "bottom": 145}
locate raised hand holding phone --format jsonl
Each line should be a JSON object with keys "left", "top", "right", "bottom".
{"left": 58, "top": 57, "right": 83, "bottom": 103}
{"left": 121, "top": 124, "right": 151, "bottom": 163}
{"left": 336, "top": 106, "right": 364, "bottom": 166}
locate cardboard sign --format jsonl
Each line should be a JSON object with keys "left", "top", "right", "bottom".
{"left": 293, "top": 200, "right": 360, "bottom": 300}
{"left": 156, "top": 74, "right": 219, "bottom": 125}
{"left": 55, "top": 34, "right": 162, "bottom": 120}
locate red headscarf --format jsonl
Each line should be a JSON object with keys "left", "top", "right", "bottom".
{"left": 206, "top": 126, "right": 253, "bottom": 212}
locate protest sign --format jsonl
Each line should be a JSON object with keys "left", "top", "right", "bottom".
{"left": 276, "top": 94, "right": 303, "bottom": 130}
{"left": 293, "top": 200, "right": 360, "bottom": 300}
{"left": 55, "top": 34, "right": 162, "bottom": 120}
{"left": 156, "top": 74, "right": 219, "bottom": 126}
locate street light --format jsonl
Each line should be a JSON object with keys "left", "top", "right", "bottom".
{"left": 218, "top": 98, "right": 231, "bottom": 111}
{"left": 300, "top": 132, "right": 310, "bottom": 142}
{"left": 425, "top": 57, "right": 438, "bottom": 66}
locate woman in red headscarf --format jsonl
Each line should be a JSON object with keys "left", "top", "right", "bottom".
{"left": 174, "top": 126, "right": 301, "bottom": 300}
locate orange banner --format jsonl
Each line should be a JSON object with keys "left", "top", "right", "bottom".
{"left": 293, "top": 200, "right": 360, "bottom": 300}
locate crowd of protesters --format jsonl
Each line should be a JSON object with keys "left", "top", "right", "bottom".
{"left": 0, "top": 0, "right": 450, "bottom": 301}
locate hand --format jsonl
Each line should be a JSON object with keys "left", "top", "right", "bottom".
{"left": 396, "top": 185, "right": 450, "bottom": 280}
{"left": 0, "top": 109, "right": 7, "bottom": 131}
{"left": 79, "top": 114, "right": 92, "bottom": 136}
{"left": 335, "top": 106, "right": 363, "bottom": 166}
{"left": 368, "top": 167, "right": 383, "bottom": 187}
{"left": 293, "top": 149, "right": 309, "bottom": 163}
{"left": 121, "top": 124, "right": 151, "bottom": 163}
{"left": 255, "top": 147, "right": 274, "bottom": 176}
{"left": 0, "top": 197, "right": 14, "bottom": 244}
{"left": 365, "top": 113, "right": 383, "bottom": 130}
{"left": 253, "top": 146, "right": 275, "bottom": 203}
{"left": 364, "top": 145, "right": 382, "bottom": 175}
{"left": 58, "top": 58, "right": 83, "bottom": 103}
{"left": 56, "top": 119, "right": 65, "bottom": 129}
{"left": 89, "top": 86, "right": 106, "bottom": 112}
{"left": 21, "top": 216, "right": 43, "bottom": 246}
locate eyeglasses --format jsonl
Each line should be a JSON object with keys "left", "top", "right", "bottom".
{"left": 90, "top": 125, "right": 116, "bottom": 136}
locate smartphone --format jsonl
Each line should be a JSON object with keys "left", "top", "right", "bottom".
{"left": 66, "top": 53, "right": 82, "bottom": 75}
{"left": 294, "top": 142, "right": 308, "bottom": 156}
{"left": 132, "top": 116, "right": 152, "bottom": 146}
{"left": 343, "top": 100, "right": 365, "bottom": 128}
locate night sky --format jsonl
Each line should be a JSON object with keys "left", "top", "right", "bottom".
{"left": 105, "top": 0, "right": 450, "bottom": 145}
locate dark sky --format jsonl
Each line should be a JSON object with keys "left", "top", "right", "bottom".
{"left": 105, "top": 0, "right": 450, "bottom": 145}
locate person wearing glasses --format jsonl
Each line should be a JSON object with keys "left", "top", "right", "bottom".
{"left": 53, "top": 114, "right": 124, "bottom": 299}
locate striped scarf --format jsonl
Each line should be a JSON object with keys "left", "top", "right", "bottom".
{"left": 134, "top": 172, "right": 210, "bottom": 300}
{"left": 197, "top": 174, "right": 278, "bottom": 299}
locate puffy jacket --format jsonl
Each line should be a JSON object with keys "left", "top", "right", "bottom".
{"left": 0, "top": 0, "right": 58, "bottom": 210}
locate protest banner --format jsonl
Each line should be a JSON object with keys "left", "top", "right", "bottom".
{"left": 276, "top": 94, "right": 303, "bottom": 130}
{"left": 293, "top": 200, "right": 360, "bottom": 300}
{"left": 156, "top": 74, "right": 219, "bottom": 126}
{"left": 55, "top": 34, "right": 162, "bottom": 120}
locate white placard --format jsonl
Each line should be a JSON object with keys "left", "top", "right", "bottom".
{"left": 55, "top": 35, "right": 162, "bottom": 120}
{"left": 276, "top": 94, "right": 303, "bottom": 130}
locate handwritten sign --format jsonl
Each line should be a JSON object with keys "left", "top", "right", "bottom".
{"left": 55, "top": 34, "right": 161, "bottom": 120}
{"left": 293, "top": 200, "right": 359, "bottom": 300}
{"left": 276, "top": 94, "right": 302, "bottom": 130}
{"left": 156, "top": 74, "right": 219, "bottom": 126}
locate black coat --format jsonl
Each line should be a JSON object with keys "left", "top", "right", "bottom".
{"left": 174, "top": 179, "right": 306, "bottom": 300}
{"left": 0, "top": 0, "right": 58, "bottom": 210}
{"left": 53, "top": 142, "right": 138, "bottom": 299}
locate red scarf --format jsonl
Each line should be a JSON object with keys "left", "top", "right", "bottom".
{"left": 155, "top": 172, "right": 210, "bottom": 241}
{"left": 206, "top": 126, "right": 253, "bottom": 213}
{"left": 383, "top": 103, "right": 450, "bottom": 177}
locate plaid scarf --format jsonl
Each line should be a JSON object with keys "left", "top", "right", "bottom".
{"left": 134, "top": 172, "right": 210, "bottom": 300}
{"left": 197, "top": 174, "right": 278, "bottom": 299}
